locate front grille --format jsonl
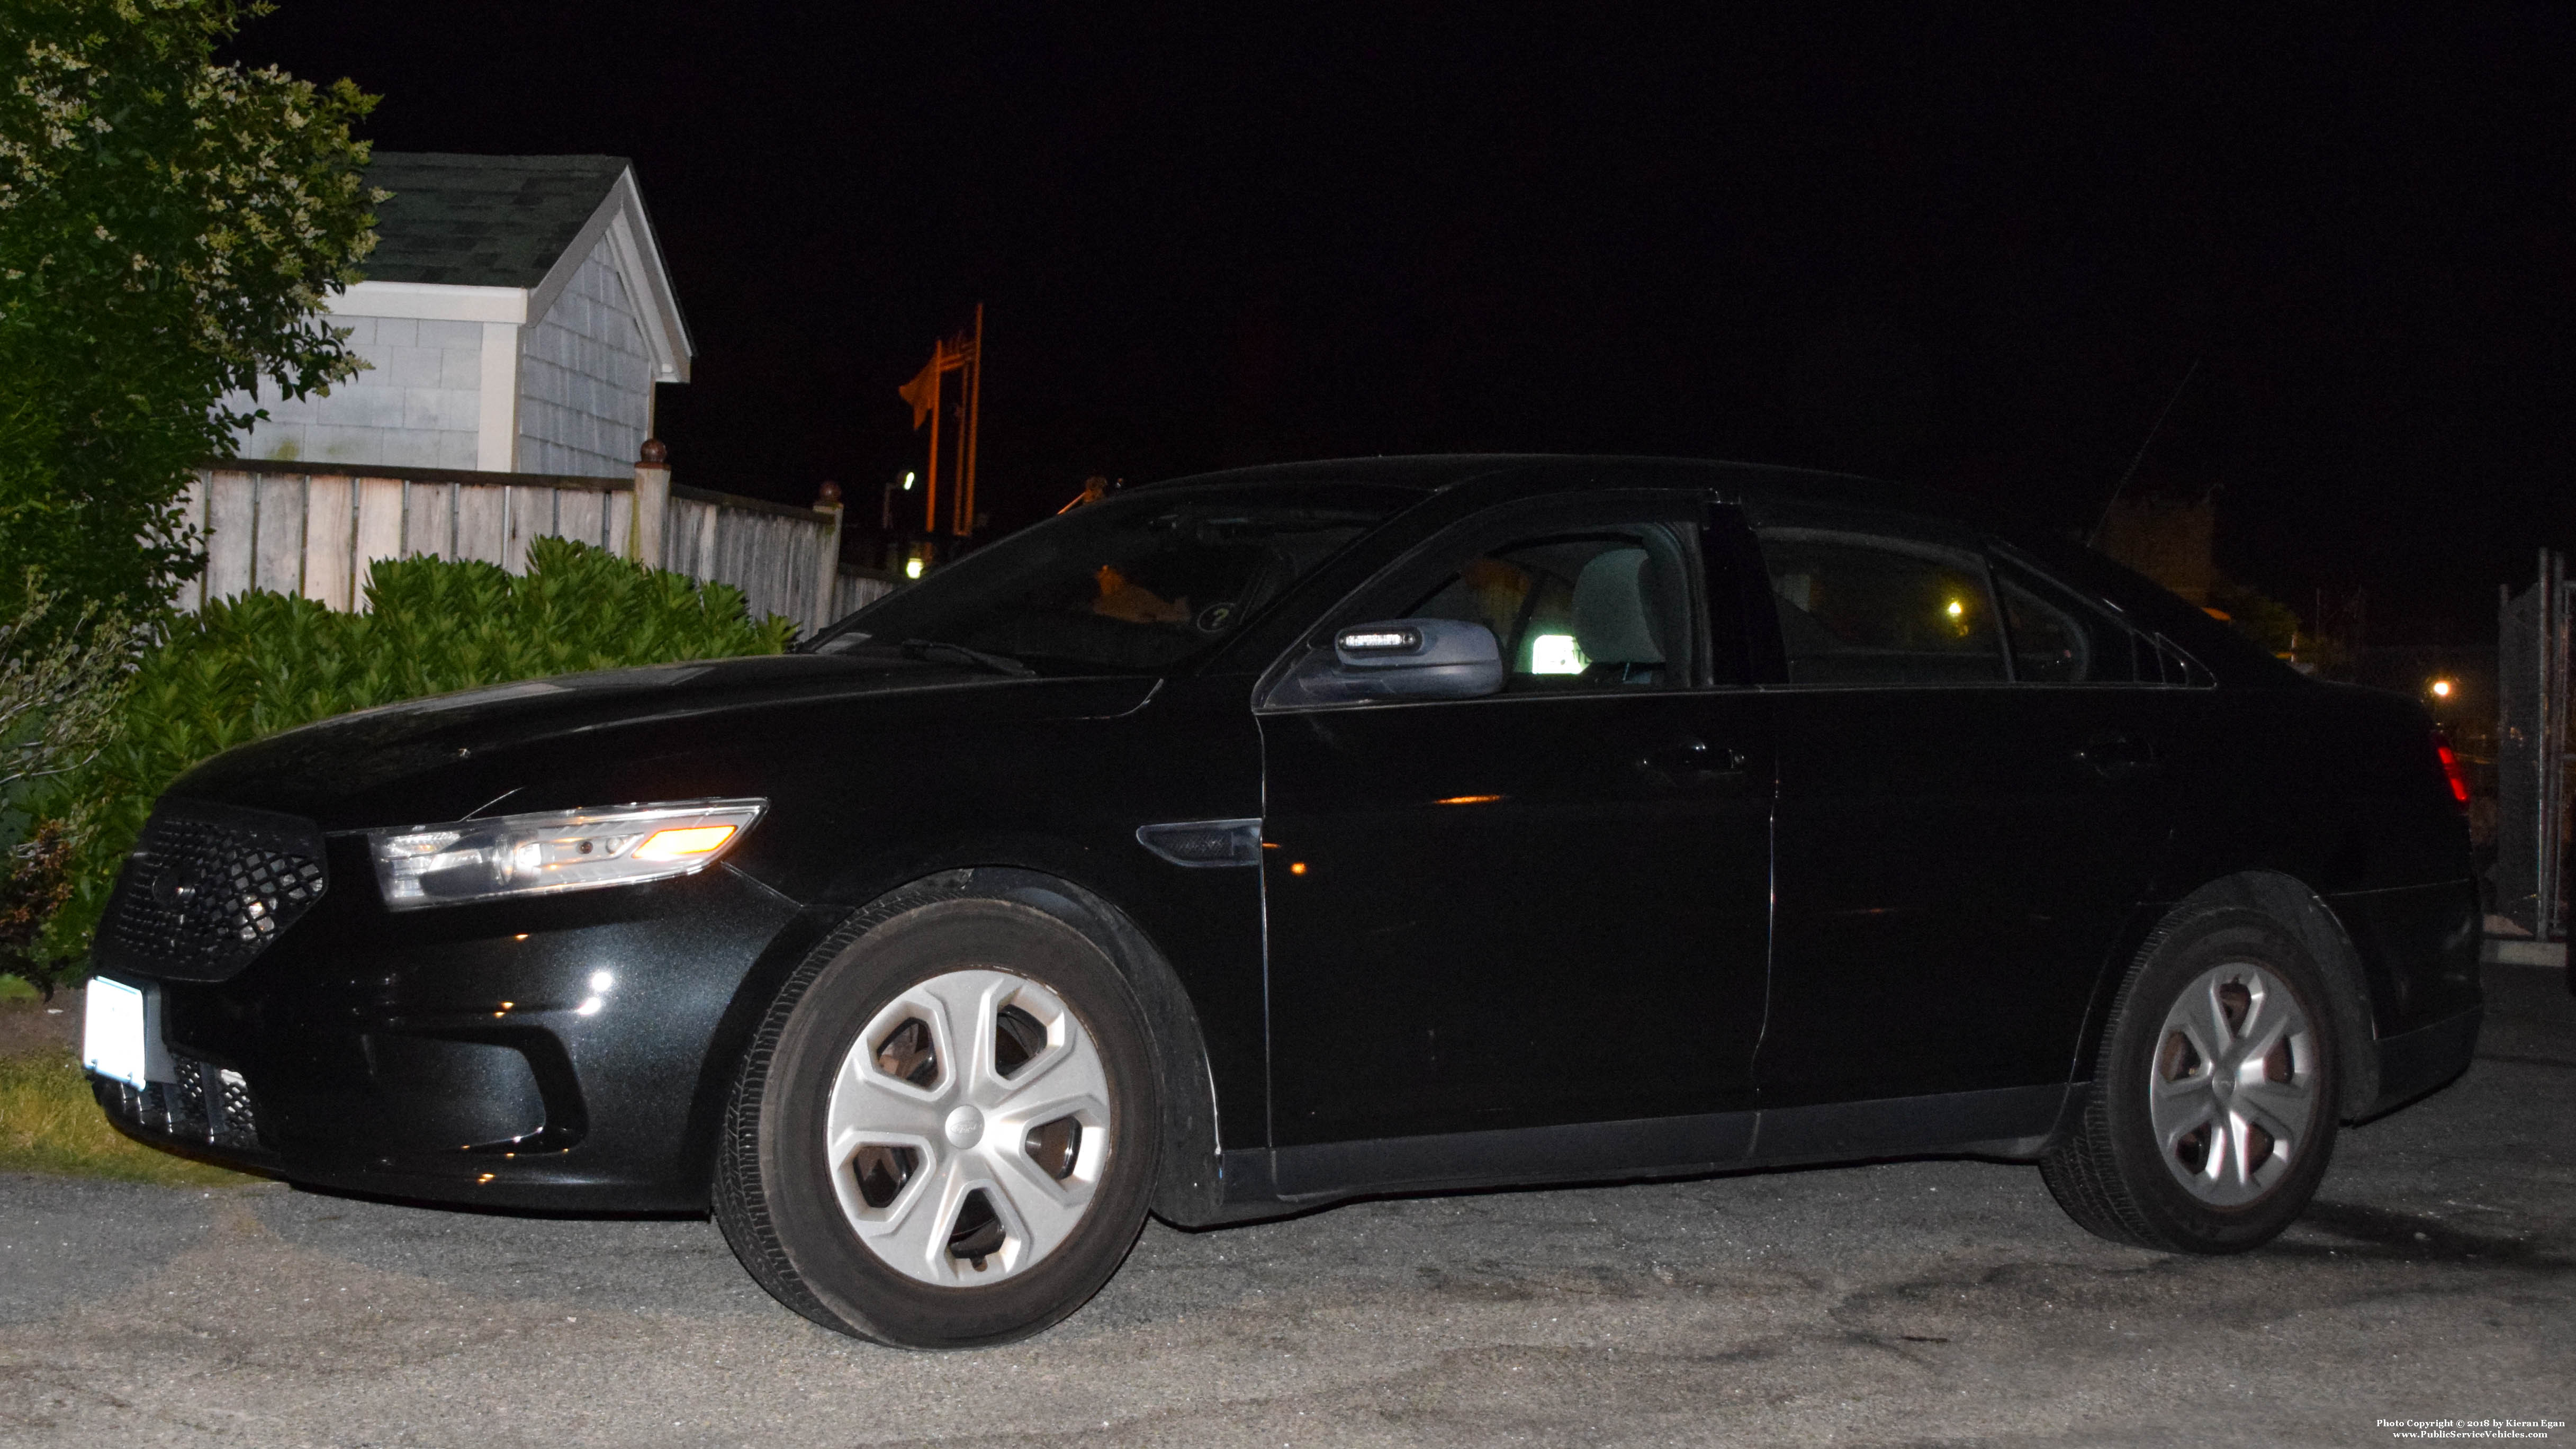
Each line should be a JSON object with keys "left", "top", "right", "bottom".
{"left": 96, "top": 801, "right": 328, "bottom": 980}
{"left": 102, "top": 1055, "right": 267, "bottom": 1153}
{"left": 173, "top": 1058, "right": 208, "bottom": 1126}
{"left": 218, "top": 1068, "right": 256, "bottom": 1131}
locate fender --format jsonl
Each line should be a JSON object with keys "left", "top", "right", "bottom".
{"left": 688, "top": 861, "right": 1240, "bottom": 1228}
{"left": 2071, "top": 870, "right": 2382, "bottom": 1123}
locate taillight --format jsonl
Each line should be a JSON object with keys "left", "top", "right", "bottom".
{"left": 2433, "top": 730, "right": 2471, "bottom": 812}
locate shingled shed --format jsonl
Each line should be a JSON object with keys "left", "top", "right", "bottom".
{"left": 228, "top": 152, "right": 692, "bottom": 477}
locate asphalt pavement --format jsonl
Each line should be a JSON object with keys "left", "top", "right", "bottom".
{"left": 2, "top": 962, "right": 2568, "bottom": 1447}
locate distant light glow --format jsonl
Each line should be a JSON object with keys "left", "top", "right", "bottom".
{"left": 575, "top": 996, "right": 604, "bottom": 1017}
{"left": 1945, "top": 599, "right": 1965, "bottom": 617}
{"left": 1437, "top": 794, "right": 1506, "bottom": 805}
{"left": 1289, "top": 861, "right": 1308, "bottom": 876}
{"left": 589, "top": 970, "right": 615, "bottom": 993}
{"left": 902, "top": 471, "right": 917, "bottom": 490}
{"left": 1529, "top": 633, "right": 1588, "bottom": 674}
{"left": 2431, "top": 679, "right": 2454, "bottom": 698}
{"left": 905, "top": 557, "right": 925, "bottom": 580}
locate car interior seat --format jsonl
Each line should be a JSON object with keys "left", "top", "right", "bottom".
{"left": 1571, "top": 546, "right": 1667, "bottom": 685}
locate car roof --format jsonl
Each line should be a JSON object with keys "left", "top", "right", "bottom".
{"left": 1124, "top": 454, "right": 2292, "bottom": 687}
{"left": 1138, "top": 453, "right": 1987, "bottom": 522}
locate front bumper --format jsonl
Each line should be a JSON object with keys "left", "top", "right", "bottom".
{"left": 93, "top": 862, "right": 815, "bottom": 1211}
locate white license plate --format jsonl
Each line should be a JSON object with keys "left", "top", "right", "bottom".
{"left": 82, "top": 976, "right": 149, "bottom": 1089}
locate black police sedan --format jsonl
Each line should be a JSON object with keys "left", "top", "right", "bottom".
{"left": 83, "top": 456, "right": 2482, "bottom": 1347}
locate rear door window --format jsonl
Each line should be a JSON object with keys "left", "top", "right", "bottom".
{"left": 1757, "top": 528, "right": 2006, "bottom": 686}
{"left": 1995, "top": 560, "right": 2132, "bottom": 683}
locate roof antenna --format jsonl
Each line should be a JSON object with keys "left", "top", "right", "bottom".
{"left": 2087, "top": 357, "right": 2201, "bottom": 546}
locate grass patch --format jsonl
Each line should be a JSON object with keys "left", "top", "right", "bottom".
{"left": 0, "top": 975, "right": 37, "bottom": 1004}
{"left": 0, "top": 1049, "right": 261, "bottom": 1187}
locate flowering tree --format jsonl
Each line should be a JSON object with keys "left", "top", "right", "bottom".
{"left": 0, "top": 0, "right": 379, "bottom": 630}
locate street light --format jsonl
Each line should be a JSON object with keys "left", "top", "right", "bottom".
{"left": 881, "top": 471, "right": 920, "bottom": 530}
{"left": 2431, "top": 679, "right": 2455, "bottom": 700}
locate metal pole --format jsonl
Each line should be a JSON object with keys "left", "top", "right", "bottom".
{"left": 2548, "top": 550, "right": 2570, "bottom": 940}
{"left": 2537, "top": 550, "right": 2551, "bottom": 940}
{"left": 962, "top": 303, "right": 984, "bottom": 538}
{"left": 923, "top": 343, "right": 943, "bottom": 535}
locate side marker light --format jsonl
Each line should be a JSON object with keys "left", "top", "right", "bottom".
{"left": 633, "top": 824, "right": 738, "bottom": 861}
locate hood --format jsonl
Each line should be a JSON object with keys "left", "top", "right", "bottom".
{"left": 167, "top": 653, "right": 1162, "bottom": 825}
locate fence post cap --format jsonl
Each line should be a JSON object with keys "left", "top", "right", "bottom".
{"left": 638, "top": 438, "right": 670, "bottom": 469}
{"left": 815, "top": 480, "right": 842, "bottom": 509}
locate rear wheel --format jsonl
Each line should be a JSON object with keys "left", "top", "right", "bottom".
{"left": 715, "top": 893, "right": 1159, "bottom": 1347}
{"left": 2041, "top": 906, "right": 2340, "bottom": 1253}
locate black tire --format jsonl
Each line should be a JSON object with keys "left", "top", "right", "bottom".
{"left": 714, "top": 889, "right": 1161, "bottom": 1348}
{"left": 2041, "top": 905, "right": 2341, "bottom": 1253}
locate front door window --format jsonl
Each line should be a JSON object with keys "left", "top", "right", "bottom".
{"left": 1402, "top": 527, "right": 1700, "bottom": 690}
{"left": 1256, "top": 492, "right": 1772, "bottom": 1168}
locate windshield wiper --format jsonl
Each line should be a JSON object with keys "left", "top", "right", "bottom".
{"left": 900, "top": 638, "right": 1037, "bottom": 678}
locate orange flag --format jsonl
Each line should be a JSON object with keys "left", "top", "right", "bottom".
{"left": 898, "top": 345, "right": 943, "bottom": 428}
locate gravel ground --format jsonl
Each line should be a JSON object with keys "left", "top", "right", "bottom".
{"left": 1, "top": 963, "right": 2568, "bottom": 1448}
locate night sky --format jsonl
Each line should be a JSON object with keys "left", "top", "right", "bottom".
{"left": 228, "top": 6, "right": 2572, "bottom": 644}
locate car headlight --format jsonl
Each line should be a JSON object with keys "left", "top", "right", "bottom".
{"left": 365, "top": 798, "right": 766, "bottom": 911}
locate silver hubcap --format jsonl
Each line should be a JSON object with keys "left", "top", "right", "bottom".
{"left": 2148, "top": 961, "right": 2317, "bottom": 1206}
{"left": 825, "top": 969, "right": 1111, "bottom": 1285}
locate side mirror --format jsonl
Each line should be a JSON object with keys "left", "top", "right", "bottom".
{"left": 1262, "top": 617, "right": 1507, "bottom": 708}
{"left": 1327, "top": 618, "right": 1505, "bottom": 699}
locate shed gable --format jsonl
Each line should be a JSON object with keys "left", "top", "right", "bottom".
{"left": 518, "top": 235, "right": 654, "bottom": 477}
{"left": 224, "top": 152, "right": 690, "bottom": 478}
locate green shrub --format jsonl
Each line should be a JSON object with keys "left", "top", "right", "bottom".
{"left": 23, "top": 537, "right": 796, "bottom": 985}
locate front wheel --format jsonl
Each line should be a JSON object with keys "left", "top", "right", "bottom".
{"left": 2041, "top": 906, "right": 2341, "bottom": 1253}
{"left": 715, "top": 893, "right": 1161, "bottom": 1347}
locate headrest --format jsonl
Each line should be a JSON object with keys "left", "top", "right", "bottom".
{"left": 1571, "top": 547, "right": 1664, "bottom": 665}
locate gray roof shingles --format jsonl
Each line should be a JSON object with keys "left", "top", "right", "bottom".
{"left": 359, "top": 152, "right": 631, "bottom": 289}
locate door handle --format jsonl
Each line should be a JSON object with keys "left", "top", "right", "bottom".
{"left": 2076, "top": 730, "right": 2156, "bottom": 780}
{"left": 1639, "top": 736, "right": 1749, "bottom": 779}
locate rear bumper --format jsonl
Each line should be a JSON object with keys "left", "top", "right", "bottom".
{"left": 2360, "top": 1001, "right": 2482, "bottom": 1119}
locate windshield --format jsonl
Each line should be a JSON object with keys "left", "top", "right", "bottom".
{"left": 807, "top": 482, "right": 1418, "bottom": 674}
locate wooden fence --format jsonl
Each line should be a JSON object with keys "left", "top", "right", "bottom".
{"left": 177, "top": 454, "right": 898, "bottom": 634}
